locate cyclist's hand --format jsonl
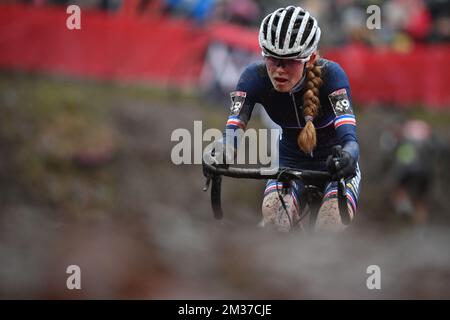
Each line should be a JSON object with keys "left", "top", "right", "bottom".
{"left": 326, "top": 145, "right": 356, "bottom": 180}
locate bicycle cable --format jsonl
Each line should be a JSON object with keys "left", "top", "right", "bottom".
{"left": 275, "top": 169, "right": 317, "bottom": 230}
{"left": 276, "top": 168, "right": 293, "bottom": 230}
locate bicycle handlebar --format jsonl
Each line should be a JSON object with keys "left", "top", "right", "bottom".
{"left": 203, "top": 161, "right": 332, "bottom": 181}
{"left": 202, "top": 153, "right": 332, "bottom": 181}
{"left": 202, "top": 152, "right": 351, "bottom": 225}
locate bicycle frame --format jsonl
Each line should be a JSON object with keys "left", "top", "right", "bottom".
{"left": 202, "top": 154, "right": 352, "bottom": 226}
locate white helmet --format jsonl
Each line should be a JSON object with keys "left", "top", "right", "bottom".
{"left": 259, "top": 6, "right": 321, "bottom": 59}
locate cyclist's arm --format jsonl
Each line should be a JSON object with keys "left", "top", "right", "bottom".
{"left": 222, "top": 64, "right": 261, "bottom": 149}
{"left": 325, "top": 62, "right": 359, "bottom": 162}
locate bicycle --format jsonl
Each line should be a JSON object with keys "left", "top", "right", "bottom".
{"left": 202, "top": 152, "right": 352, "bottom": 231}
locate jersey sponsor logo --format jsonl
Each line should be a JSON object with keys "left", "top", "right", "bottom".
{"left": 230, "top": 91, "right": 247, "bottom": 116}
{"left": 328, "top": 88, "right": 353, "bottom": 116}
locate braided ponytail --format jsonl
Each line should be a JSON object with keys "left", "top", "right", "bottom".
{"left": 298, "top": 61, "right": 323, "bottom": 154}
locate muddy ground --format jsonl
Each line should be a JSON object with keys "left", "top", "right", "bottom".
{"left": 0, "top": 73, "right": 449, "bottom": 299}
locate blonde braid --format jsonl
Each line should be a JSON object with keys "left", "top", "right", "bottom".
{"left": 298, "top": 61, "right": 323, "bottom": 154}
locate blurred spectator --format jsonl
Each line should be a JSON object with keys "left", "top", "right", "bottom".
{"left": 218, "top": 0, "right": 261, "bottom": 26}
{"left": 427, "top": 0, "right": 450, "bottom": 42}
{"left": 21, "top": 0, "right": 118, "bottom": 9}
{"left": 382, "top": 0, "right": 432, "bottom": 52}
{"left": 380, "top": 119, "right": 440, "bottom": 225}
{"left": 161, "top": 0, "right": 217, "bottom": 24}
{"left": 100, "top": 0, "right": 122, "bottom": 11}
{"left": 13, "top": 0, "right": 450, "bottom": 45}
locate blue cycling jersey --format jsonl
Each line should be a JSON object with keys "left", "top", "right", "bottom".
{"left": 223, "top": 58, "right": 360, "bottom": 170}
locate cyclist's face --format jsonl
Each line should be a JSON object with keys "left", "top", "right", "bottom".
{"left": 265, "top": 56, "right": 305, "bottom": 92}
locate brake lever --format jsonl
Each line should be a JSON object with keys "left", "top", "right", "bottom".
{"left": 203, "top": 176, "right": 211, "bottom": 192}
{"left": 338, "top": 178, "right": 346, "bottom": 197}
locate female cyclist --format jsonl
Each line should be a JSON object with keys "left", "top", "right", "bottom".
{"left": 212, "top": 6, "right": 362, "bottom": 232}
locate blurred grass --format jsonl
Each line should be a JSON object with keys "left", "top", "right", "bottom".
{"left": 0, "top": 72, "right": 236, "bottom": 219}
{"left": 0, "top": 73, "right": 117, "bottom": 216}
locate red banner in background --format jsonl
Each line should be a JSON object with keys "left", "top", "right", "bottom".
{"left": 0, "top": 4, "right": 208, "bottom": 85}
{"left": 0, "top": 4, "right": 449, "bottom": 108}
{"left": 325, "top": 44, "right": 450, "bottom": 109}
